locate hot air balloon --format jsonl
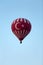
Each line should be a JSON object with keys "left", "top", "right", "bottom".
{"left": 11, "top": 18, "right": 31, "bottom": 43}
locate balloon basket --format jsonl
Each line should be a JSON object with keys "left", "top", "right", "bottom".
{"left": 20, "top": 41, "right": 22, "bottom": 44}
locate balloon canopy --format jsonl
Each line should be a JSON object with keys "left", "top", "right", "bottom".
{"left": 11, "top": 18, "right": 31, "bottom": 43}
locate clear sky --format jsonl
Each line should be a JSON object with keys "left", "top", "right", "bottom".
{"left": 0, "top": 0, "right": 43, "bottom": 65}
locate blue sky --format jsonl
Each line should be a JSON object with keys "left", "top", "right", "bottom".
{"left": 0, "top": 0, "right": 43, "bottom": 65}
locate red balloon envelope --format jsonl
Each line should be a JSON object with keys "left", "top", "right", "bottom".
{"left": 11, "top": 18, "right": 31, "bottom": 43}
